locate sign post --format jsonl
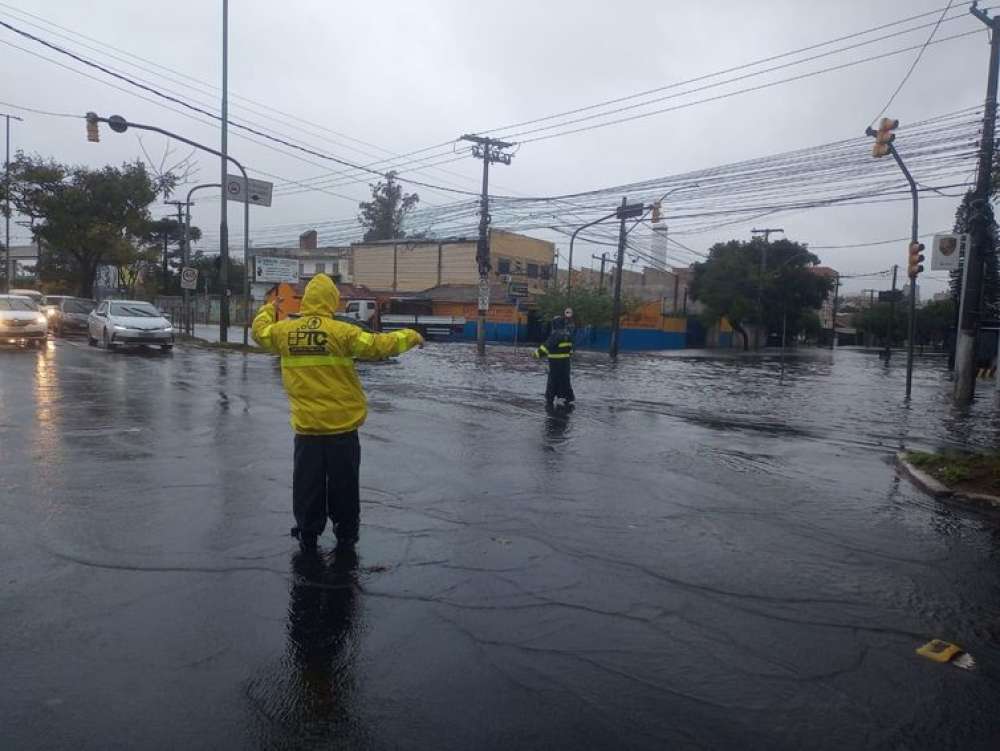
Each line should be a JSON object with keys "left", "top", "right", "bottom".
{"left": 180, "top": 267, "right": 199, "bottom": 290}
{"left": 254, "top": 257, "right": 299, "bottom": 284}
{"left": 225, "top": 174, "right": 273, "bottom": 207}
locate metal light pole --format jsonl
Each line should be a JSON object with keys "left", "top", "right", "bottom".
{"left": 185, "top": 183, "right": 222, "bottom": 335}
{"left": 87, "top": 114, "right": 250, "bottom": 344}
{"left": 568, "top": 211, "right": 618, "bottom": 295}
{"left": 2, "top": 112, "right": 23, "bottom": 294}
{"left": 219, "top": 0, "right": 230, "bottom": 342}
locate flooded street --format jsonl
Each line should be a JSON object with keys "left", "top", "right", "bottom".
{"left": 3, "top": 340, "right": 1000, "bottom": 749}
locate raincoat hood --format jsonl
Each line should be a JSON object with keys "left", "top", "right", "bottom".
{"left": 299, "top": 273, "right": 340, "bottom": 317}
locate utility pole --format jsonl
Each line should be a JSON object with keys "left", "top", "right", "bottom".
{"left": 751, "top": 227, "right": 783, "bottom": 349}
{"left": 164, "top": 200, "right": 188, "bottom": 296}
{"left": 955, "top": 0, "right": 1000, "bottom": 404}
{"left": 593, "top": 252, "right": 609, "bottom": 292}
{"left": 2, "top": 112, "right": 23, "bottom": 294}
{"left": 830, "top": 273, "right": 840, "bottom": 349}
{"left": 219, "top": 0, "right": 230, "bottom": 342}
{"left": 610, "top": 198, "right": 629, "bottom": 361}
{"left": 460, "top": 133, "right": 514, "bottom": 355}
{"left": 884, "top": 264, "right": 898, "bottom": 362}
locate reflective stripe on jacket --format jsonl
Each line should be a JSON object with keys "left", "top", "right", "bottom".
{"left": 536, "top": 332, "right": 574, "bottom": 360}
{"left": 252, "top": 273, "right": 421, "bottom": 434}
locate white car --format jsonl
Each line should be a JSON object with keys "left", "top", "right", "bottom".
{"left": 88, "top": 300, "right": 174, "bottom": 351}
{"left": 0, "top": 294, "right": 48, "bottom": 348}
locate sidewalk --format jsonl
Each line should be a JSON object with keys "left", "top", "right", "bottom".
{"left": 191, "top": 323, "right": 253, "bottom": 344}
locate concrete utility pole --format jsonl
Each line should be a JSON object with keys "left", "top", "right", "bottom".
{"left": 2, "top": 112, "right": 23, "bottom": 294}
{"left": 164, "top": 200, "right": 188, "bottom": 295}
{"left": 460, "top": 134, "right": 514, "bottom": 355}
{"left": 593, "top": 252, "right": 609, "bottom": 292}
{"left": 751, "top": 227, "right": 783, "bottom": 349}
{"left": 830, "top": 273, "right": 840, "bottom": 349}
{"left": 219, "top": 0, "right": 231, "bottom": 342}
{"left": 610, "top": 198, "right": 629, "bottom": 361}
{"left": 955, "top": 0, "right": 1000, "bottom": 404}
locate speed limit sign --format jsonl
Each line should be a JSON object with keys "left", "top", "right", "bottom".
{"left": 180, "top": 267, "right": 199, "bottom": 290}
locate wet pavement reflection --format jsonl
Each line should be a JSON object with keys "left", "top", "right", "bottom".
{"left": 3, "top": 339, "right": 1000, "bottom": 749}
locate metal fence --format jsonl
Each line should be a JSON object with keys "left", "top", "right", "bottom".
{"left": 154, "top": 295, "right": 256, "bottom": 329}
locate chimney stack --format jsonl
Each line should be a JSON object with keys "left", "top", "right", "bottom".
{"left": 299, "top": 229, "right": 317, "bottom": 250}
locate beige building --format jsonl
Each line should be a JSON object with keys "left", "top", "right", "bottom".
{"left": 255, "top": 230, "right": 353, "bottom": 283}
{"left": 351, "top": 229, "right": 555, "bottom": 293}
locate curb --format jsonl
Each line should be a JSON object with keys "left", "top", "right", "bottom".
{"left": 895, "top": 453, "right": 1000, "bottom": 510}
{"left": 895, "top": 453, "right": 952, "bottom": 498}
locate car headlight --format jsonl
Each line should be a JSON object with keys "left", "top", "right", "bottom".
{"left": 45, "top": 308, "right": 56, "bottom": 318}
{"left": 35, "top": 314, "right": 46, "bottom": 324}
{"left": 162, "top": 326, "right": 174, "bottom": 333}
{"left": 113, "top": 325, "right": 128, "bottom": 331}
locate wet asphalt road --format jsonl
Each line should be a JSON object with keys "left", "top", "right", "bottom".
{"left": 3, "top": 338, "right": 1000, "bottom": 750}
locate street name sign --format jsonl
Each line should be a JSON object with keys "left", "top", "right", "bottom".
{"left": 225, "top": 174, "right": 274, "bottom": 207}
{"left": 254, "top": 257, "right": 299, "bottom": 284}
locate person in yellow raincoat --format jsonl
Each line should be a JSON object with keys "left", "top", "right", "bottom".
{"left": 252, "top": 273, "right": 423, "bottom": 551}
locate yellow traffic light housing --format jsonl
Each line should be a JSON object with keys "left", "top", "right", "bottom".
{"left": 872, "top": 117, "right": 899, "bottom": 158}
{"left": 908, "top": 241, "right": 925, "bottom": 278}
{"left": 85, "top": 112, "right": 100, "bottom": 143}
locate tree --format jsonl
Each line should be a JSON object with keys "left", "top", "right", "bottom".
{"left": 949, "top": 191, "right": 999, "bottom": 322}
{"left": 188, "top": 252, "right": 246, "bottom": 295}
{"left": 141, "top": 217, "right": 201, "bottom": 294}
{"left": 535, "top": 285, "right": 642, "bottom": 329}
{"left": 690, "top": 238, "right": 833, "bottom": 350}
{"left": 357, "top": 171, "right": 419, "bottom": 241}
{"left": 3, "top": 155, "right": 165, "bottom": 297}
{"left": 917, "top": 298, "right": 956, "bottom": 347}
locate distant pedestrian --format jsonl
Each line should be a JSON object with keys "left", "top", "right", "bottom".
{"left": 535, "top": 315, "right": 575, "bottom": 408}
{"left": 252, "top": 274, "right": 423, "bottom": 552}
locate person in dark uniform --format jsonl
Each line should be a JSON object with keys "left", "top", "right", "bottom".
{"left": 535, "top": 315, "right": 575, "bottom": 407}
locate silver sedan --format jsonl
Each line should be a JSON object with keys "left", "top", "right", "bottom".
{"left": 88, "top": 300, "right": 175, "bottom": 351}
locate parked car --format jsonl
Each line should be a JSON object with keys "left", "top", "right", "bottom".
{"left": 0, "top": 294, "right": 48, "bottom": 348}
{"left": 48, "top": 297, "right": 96, "bottom": 336}
{"left": 9, "top": 288, "right": 43, "bottom": 306}
{"left": 88, "top": 300, "right": 174, "bottom": 351}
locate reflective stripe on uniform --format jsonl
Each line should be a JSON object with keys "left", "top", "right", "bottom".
{"left": 547, "top": 353, "right": 571, "bottom": 359}
{"left": 394, "top": 330, "right": 410, "bottom": 354}
{"left": 282, "top": 354, "right": 354, "bottom": 368}
{"left": 538, "top": 345, "right": 550, "bottom": 355}
{"left": 350, "top": 331, "right": 376, "bottom": 357}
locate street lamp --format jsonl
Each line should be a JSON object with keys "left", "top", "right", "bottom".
{"left": 566, "top": 183, "right": 698, "bottom": 295}
{"left": 86, "top": 113, "right": 249, "bottom": 344}
{"left": 181, "top": 183, "right": 222, "bottom": 335}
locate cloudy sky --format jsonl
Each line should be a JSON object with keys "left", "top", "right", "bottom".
{"left": 0, "top": 0, "right": 992, "bottom": 293}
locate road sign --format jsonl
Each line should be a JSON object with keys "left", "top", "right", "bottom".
{"left": 254, "top": 256, "right": 299, "bottom": 284}
{"left": 478, "top": 278, "right": 490, "bottom": 312}
{"left": 225, "top": 174, "right": 273, "bottom": 207}
{"left": 931, "top": 233, "right": 968, "bottom": 271}
{"left": 180, "top": 267, "right": 199, "bottom": 290}
{"left": 508, "top": 282, "right": 529, "bottom": 298}
{"left": 878, "top": 289, "right": 903, "bottom": 303}
{"left": 615, "top": 203, "right": 644, "bottom": 219}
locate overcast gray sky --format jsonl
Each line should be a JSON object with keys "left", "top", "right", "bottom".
{"left": 1, "top": 0, "right": 992, "bottom": 294}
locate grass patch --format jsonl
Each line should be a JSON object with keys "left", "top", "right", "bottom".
{"left": 904, "top": 450, "right": 1000, "bottom": 495}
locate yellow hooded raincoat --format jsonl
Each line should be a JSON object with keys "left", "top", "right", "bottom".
{"left": 252, "top": 274, "right": 422, "bottom": 434}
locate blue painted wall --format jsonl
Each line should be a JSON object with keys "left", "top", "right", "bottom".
{"left": 579, "top": 327, "right": 686, "bottom": 351}
{"left": 461, "top": 322, "right": 527, "bottom": 342}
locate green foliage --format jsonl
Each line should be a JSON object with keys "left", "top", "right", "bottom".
{"left": 949, "top": 191, "right": 999, "bottom": 320}
{"left": 4, "top": 153, "right": 169, "bottom": 297}
{"left": 690, "top": 238, "right": 833, "bottom": 349}
{"left": 357, "top": 171, "right": 420, "bottom": 242}
{"left": 188, "top": 252, "right": 247, "bottom": 295}
{"left": 535, "top": 285, "right": 640, "bottom": 328}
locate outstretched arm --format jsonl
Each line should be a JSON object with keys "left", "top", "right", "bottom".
{"left": 346, "top": 327, "right": 424, "bottom": 361}
{"left": 251, "top": 300, "right": 281, "bottom": 353}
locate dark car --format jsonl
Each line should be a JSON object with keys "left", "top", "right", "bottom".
{"left": 48, "top": 297, "right": 96, "bottom": 336}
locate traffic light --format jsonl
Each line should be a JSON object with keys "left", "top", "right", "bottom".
{"left": 872, "top": 117, "right": 899, "bottom": 158}
{"left": 650, "top": 202, "right": 662, "bottom": 223}
{"left": 85, "top": 111, "right": 99, "bottom": 143}
{"left": 908, "top": 241, "right": 925, "bottom": 278}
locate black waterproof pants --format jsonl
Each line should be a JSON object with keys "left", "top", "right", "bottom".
{"left": 545, "top": 359, "right": 575, "bottom": 404}
{"left": 292, "top": 431, "right": 361, "bottom": 542}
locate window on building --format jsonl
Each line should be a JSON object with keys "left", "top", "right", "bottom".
{"left": 315, "top": 262, "right": 326, "bottom": 274}
{"left": 298, "top": 262, "right": 305, "bottom": 276}
{"left": 330, "top": 260, "right": 339, "bottom": 274}
{"left": 497, "top": 258, "right": 511, "bottom": 275}
{"left": 526, "top": 263, "right": 539, "bottom": 279}
{"left": 540, "top": 265, "right": 551, "bottom": 280}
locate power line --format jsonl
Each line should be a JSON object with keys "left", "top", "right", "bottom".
{"left": 871, "top": 0, "right": 956, "bottom": 125}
